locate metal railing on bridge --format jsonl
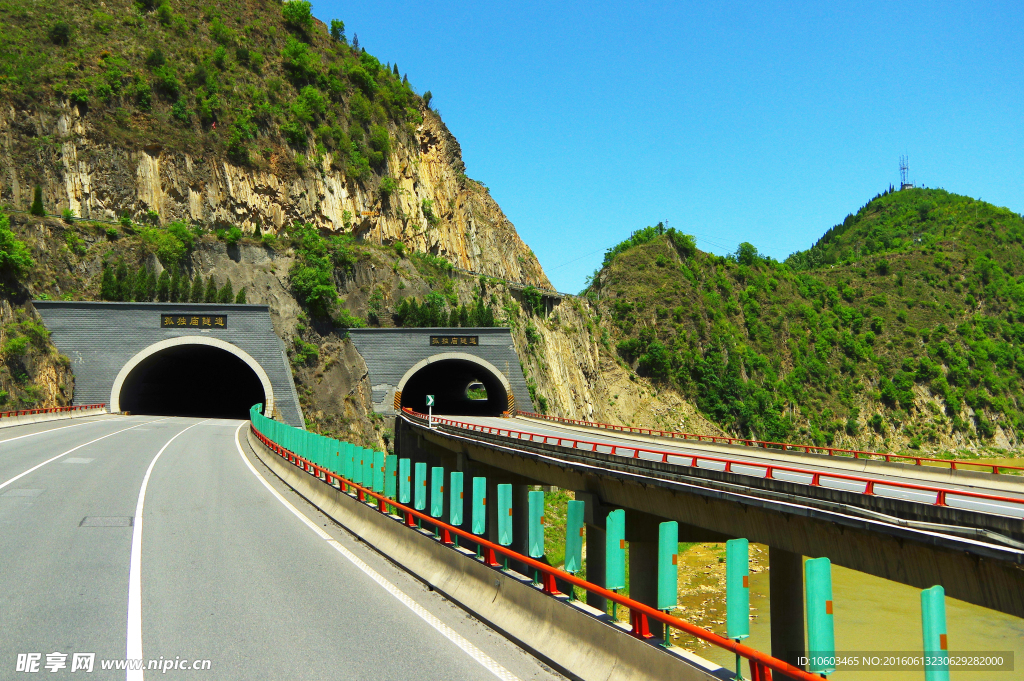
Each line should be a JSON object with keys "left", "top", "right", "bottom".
{"left": 424, "top": 410, "right": 1024, "bottom": 518}
{"left": 0, "top": 404, "right": 106, "bottom": 419}
{"left": 517, "top": 410, "right": 1024, "bottom": 476}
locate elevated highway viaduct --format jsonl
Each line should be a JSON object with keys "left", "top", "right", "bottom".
{"left": 395, "top": 411, "right": 1024, "bottom": 667}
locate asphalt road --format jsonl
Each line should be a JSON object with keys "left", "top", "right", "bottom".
{"left": 0, "top": 415, "right": 566, "bottom": 681}
{"left": 452, "top": 415, "right": 1024, "bottom": 519}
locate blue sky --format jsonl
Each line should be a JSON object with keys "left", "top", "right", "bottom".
{"left": 311, "top": 1, "right": 1023, "bottom": 293}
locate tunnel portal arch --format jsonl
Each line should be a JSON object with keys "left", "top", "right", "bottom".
{"left": 110, "top": 337, "right": 275, "bottom": 418}
{"left": 396, "top": 352, "right": 513, "bottom": 416}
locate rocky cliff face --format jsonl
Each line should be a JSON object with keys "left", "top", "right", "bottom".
{"left": 0, "top": 105, "right": 549, "bottom": 289}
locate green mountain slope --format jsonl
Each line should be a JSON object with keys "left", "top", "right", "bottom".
{"left": 586, "top": 188, "right": 1024, "bottom": 454}
{"left": 0, "top": 0, "right": 422, "bottom": 174}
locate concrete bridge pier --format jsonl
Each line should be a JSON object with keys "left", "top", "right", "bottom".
{"left": 769, "top": 546, "right": 806, "bottom": 673}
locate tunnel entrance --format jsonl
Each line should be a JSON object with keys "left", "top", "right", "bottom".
{"left": 118, "top": 344, "right": 267, "bottom": 419}
{"left": 399, "top": 356, "right": 510, "bottom": 417}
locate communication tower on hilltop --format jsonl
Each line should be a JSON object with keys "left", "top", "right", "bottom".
{"left": 899, "top": 155, "right": 914, "bottom": 190}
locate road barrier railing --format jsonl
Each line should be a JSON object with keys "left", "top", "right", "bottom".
{"left": 249, "top": 406, "right": 826, "bottom": 681}
{"left": 0, "top": 403, "right": 106, "bottom": 418}
{"left": 414, "top": 410, "right": 1024, "bottom": 517}
{"left": 517, "top": 410, "right": 1024, "bottom": 476}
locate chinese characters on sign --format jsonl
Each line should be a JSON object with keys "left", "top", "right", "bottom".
{"left": 160, "top": 315, "right": 227, "bottom": 329}
{"left": 429, "top": 335, "right": 479, "bottom": 347}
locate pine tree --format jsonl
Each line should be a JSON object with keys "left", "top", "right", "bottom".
{"left": 157, "top": 271, "right": 171, "bottom": 302}
{"left": 217, "top": 277, "right": 233, "bottom": 303}
{"left": 133, "top": 266, "right": 148, "bottom": 301}
{"left": 190, "top": 274, "right": 204, "bottom": 302}
{"left": 100, "top": 265, "right": 118, "bottom": 300}
{"left": 235, "top": 287, "right": 247, "bottom": 303}
{"left": 392, "top": 63, "right": 399, "bottom": 77}
{"left": 30, "top": 186, "right": 44, "bottom": 216}
{"left": 146, "top": 270, "right": 158, "bottom": 300}
{"left": 169, "top": 270, "right": 180, "bottom": 302}
{"left": 204, "top": 275, "right": 217, "bottom": 303}
{"left": 115, "top": 261, "right": 130, "bottom": 301}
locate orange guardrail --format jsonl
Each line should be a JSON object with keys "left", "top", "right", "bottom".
{"left": 516, "top": 410, "right": 1024, "bottom": 475}
{"left": 249, "top": 421, "right": 821, "bottom": 681}
{"left": 0, "top": 404, "right": 106, "bottom": 418}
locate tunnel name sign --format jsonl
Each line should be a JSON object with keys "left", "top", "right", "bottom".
{"left": 429, "top": 335, "right": 478, "bottom": 346}
{"left": 160, "top": 315, "right": 227, "bottom": 329}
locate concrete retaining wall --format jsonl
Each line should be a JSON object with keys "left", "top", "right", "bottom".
{"left": 247, "top": 428, "right": 731, "bottom": 681}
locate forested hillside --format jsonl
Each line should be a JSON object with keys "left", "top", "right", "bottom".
{"left": 586, "top": 188, "right": 1024, "bottom": 454}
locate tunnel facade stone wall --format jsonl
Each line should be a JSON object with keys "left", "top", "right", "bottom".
{"left": 35, "top": 301, "right": 304, "bottom": 426}
{"left": 347, "top": 328, "right": 534, "bottom": 416}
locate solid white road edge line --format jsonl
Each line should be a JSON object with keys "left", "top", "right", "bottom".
{"left": 126, "top": 419, "right": 211, "bottom": 681}
{"left": 232, "top": 422, "right": 523, "bottom": 681}
{"left": 0, "top": 417, "right": 173, "bottom": 492}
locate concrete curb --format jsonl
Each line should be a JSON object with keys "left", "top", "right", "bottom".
{"left": 246, "top": 428, "right": 732, "bottom": 681}
{"left": 0, "top": 407, "right": 108, "bottom": 430}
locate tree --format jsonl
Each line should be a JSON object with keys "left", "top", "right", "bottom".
{"left": 282, "top": 0, "right": 313, "bottom": 32}
{"left": 101, "top": 265, "right": 118, "bottom": 300}
{"left": 217, "top": 278, "right": 234, "bottom": 303}
{"left": 329, "top": 19, "right": 345, "bottom": 42}
{"left": 115, "top": 261, "right": 130, "bottom": 301}
{"left": 422, "top": 90, "right": 432, "bottom": 109}
{"left": 177, "top": 272, "right": 191, "bottom": 302}
{"left": 146, "top": 270, "right": 158, "bottom": 300}
{"left": 204, "top": 275, "right": 218, "bottom": 303}
{"left": 190, "top": 273, "right": 204, "bottom": 303}
{"left": 30, "top": 186, "right": 44, "bottom": 216}
{"left": 235, "top": 287, "right": 247, "bottom": 303}
{"left": 133, "top": 266, "right": 149, "bottom": 301}
{"left": 392, "top": 63, "right": 399, "bottom": 77}
{"left": 351, "top": 33, "right": 359, "bottom": 51}
{"left": 157, "top": 270, "right": 171, "bottom": 301}
{"left": 734, "top": 242, "right": 761, "bottom": 266}
{"left": 168, "top": 270, "right": 179, "bottom": 302}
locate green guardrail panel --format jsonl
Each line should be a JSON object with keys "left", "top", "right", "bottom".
{"left": 342, "top": 442, "right": 353, "bottom": 481}
{"left": 430, "top": 466, "right": 444, "bottom": 518}
{"left": 373, "top": 451, "right": 385, "bottom": 493}
{"left": 384, "top": 454, "right": 397, "bottom": 499}
{"left": 606, "top": 509, "right": 626, "bottom": 590}
{"left": 921, "top": 586, "right": 950, "bottom": 681}
{"left": 805, "top": 557, "right": 836, "bottom": 675}
{"left": 399, "top": 458, "right": 411, "bottom": 503}
{"left": 497, "top": 483, "right": 512, "bottom": 546}
{"left": 564, "top": 499, "right": 584, "bottom": 574}
{"left": 351, "top": 447, "right": 363, "bottom": 486}
{"left": 362, "top": 448, "right": 374, "bottom": 489}
{"left": 657, "top": 521, "right": 678, "bottom": 611}
{"left": 528, "top": 490, "right": 545, "bottom": 558}
{"left": 450, "top": 472, "right": 464, "bottom": 526}
{"left": 414, "top": 462, "right": 427, "bottom": 511}
{"left": 472, "top": 477, "right": 486, "bottom": 535}
{"left": 331, "top": 440, "right": 342, "bottom": 475}
{"left": 726, "top": 538, "right": 750, "bottom": 641}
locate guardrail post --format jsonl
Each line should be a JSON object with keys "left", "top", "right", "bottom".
{"left": 472, "top": 476, "right": 486, "bottom": 558}
{"left": 414, "top": 462, "right": 428, "bottom": 528}
{"left": 430, "top": 466, "right": 444, "bottom": 538}
{"left": 626, "top": 510, "right": 664, "bottom": 639}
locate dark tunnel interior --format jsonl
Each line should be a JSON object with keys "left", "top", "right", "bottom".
{"left": 400, "top": 359, "right": 508, "bottom": 416}
{"left": 119, "top": 345, "right": 266, "bottom": 419}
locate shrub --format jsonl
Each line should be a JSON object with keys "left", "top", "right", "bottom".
{"left": 92, "top": 10, "right": 114, "bottom": 34}
{"left": 145, "top": 49, "right": 166, "bottom": 68}
{"left": 281, "top": 120, "right": 307, "bottom": 148}
{"left": 49, "top": 21, "right": 73, "bottom": 46}
{"left": 217, "top": 277, "right": 234, "bottom": 303}
{"left": 210, "top": 18, "right": 235, "bottom": 45}
{"left": 224, "top": 226, "right": 242, "bottom": 246}
{"left": 421, "top": 199, "right": 439, "bottom": 227}
{"left": 61, "top": 208, "right": 75, "bottom": 222}
{"left": 0, "top": 213, "right": 35, "bottom": 283}
{"left": 235, "top": 287, "right": 247, "bottom": 303}
{"left": 379, "top": 176, "right": 397, "bottom": 199}
{"left": 3, "top": 337, "right": 28, "bottom": 357}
